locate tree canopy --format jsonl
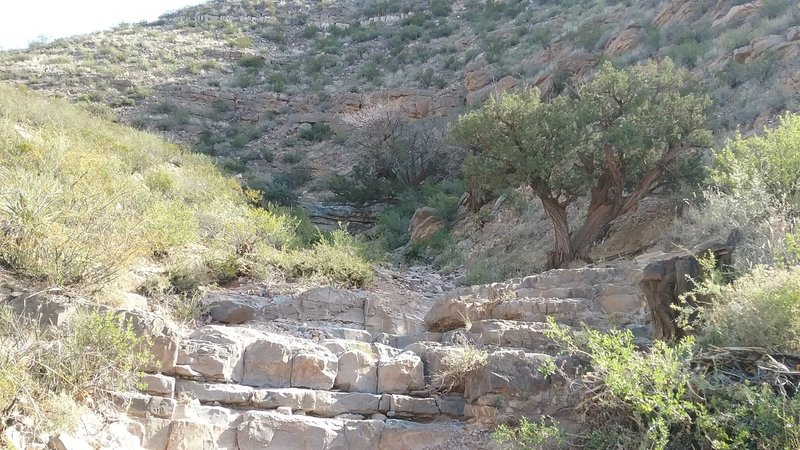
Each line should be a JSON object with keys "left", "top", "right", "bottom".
{"left": 454, "top": 59, "right": 711, "bottom": 267}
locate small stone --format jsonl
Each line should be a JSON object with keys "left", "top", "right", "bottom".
{"left": 276, "top": 406, "right": 293, "bottom": 415}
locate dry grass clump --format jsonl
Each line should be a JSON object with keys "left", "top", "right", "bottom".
{"left": 0, "top": 307, "right": 149, "bottom": 436}
{"left": 433, "top": 344, "right": 488, "bottom": 392}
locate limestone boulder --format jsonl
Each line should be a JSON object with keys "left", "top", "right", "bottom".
{"left": 378, "top": 420, "right": 456, "bottom": 450}
{"left": 750, "top": 35, "right": 790, "bottom": 58}
{"left": 403, "top": 342, "right": 460, "bottom": 390}
{"left": 203, "top": 293, "right": 260, "bottom": 324}
{"left": 175, "top": 380, "right": 254, "bottom": 405}
{"left": 335, "top": 349, "right": 378, "bottom": 393}
{"left": 259, "top": 295, "right": 301, "bottom": 321}
{"left": 291, "top": 350, "right": 338, "bottom": 390}
{"left": 6, "top": 294, "right": 76, "bottom": 326}
{"left": 236, "top": 411, "right": 349, "bottom": 450}
{"left": 464, "top": 349, "right": 553, "bottom": 401}
{"left": 733, "top": 45, "right": 752, "bottom": 63}
{"left": 297, "top": 287, "right": 365, "bottom": 327}
{"left": 251, "top": 388, "right": 381, "bottom": 417}
{"left": 241, "top": 334, "right": 294, "bottom": 388}
{"left": 409, "top": 207, "right": 445, "bottom": 244}
{"left": 377, "top": 351, "right": 425, "bottom": 394}
{"left": 48, "top": 434, "right": 93, "bottom": 450}
{"left": 176, "top": 326, "right": 262, "bottom": 383}
{"left": 468, "top": 320, "right": 557, "bottom": 351}
{"left": 141, "top": 373, "right": 175, "bottom": 396}
{"left": 365, "top": 293, "right": 426, "bottom": 335}
{"left": 166, "top": 417, "right": 240, "bottom": 450}
{"left": 118, "top": 393, "right": 176, "bottom": 419}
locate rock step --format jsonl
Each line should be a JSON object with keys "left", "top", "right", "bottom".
{"left": 121, "top": 398, "right": 471, "bottom": 450}
{"left": 204, "top": 286, "right": 429, "bottom": 336}
{"left": 456, "top": 319, "right": 562, "bottom": 352}
{"left": 425, "top": 265, "right": 648, "bottom": 334}
{"left": 425, "top": 296, "right": 606, "bottom": 333}
{"left": 163, "top": 382, "right": 466, "bottom": 419}
{"left": 171, "top": 325, "right": 428, "bottom": 395}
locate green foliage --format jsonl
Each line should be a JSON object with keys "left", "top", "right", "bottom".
{"left": 691, "top": 266, "right": 800, "bottom": 353}
{"left": 455, "top": 59, "right": 710, "bottom": 263}
{"left": 237, "top": 55, "right": 265, "bottom": 69}
{"left": 272, "top": 229, "right": 374, "bottom": 287}
{"left": 327, "top": 163, "right": 395, "bottom": 205}
{"left": 494, "top": 416, "right": 565, "bottom": 449}
{"left": 0, "top": 85, "right": 373, "bottom": 290}
{"left": 1, "top": 308, "right": 149, "bottom": 434}
{"left": 760, "top": 0, "right": 792, "bottom": 18}
{"left": 712, "top": 113, "right": 800, "bottom": 209}
{"left": 536, "top": 315, "right": 800, "bottom": 449}
{"left": 430, "top": 0, "right": 452, "bottom": 17}
{"left": 281, "top": 151, "right": 304, "bottom": 164}
{"left": 299, "top": 123, "right": 332, "bottom": 142}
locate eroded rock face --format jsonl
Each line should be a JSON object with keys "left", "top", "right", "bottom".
{"left": 203, "top": 293, "right": 260, "bottom": 324}
{"left": 424, "top": 267, "right": 644, "bottom": 333}
{"left": 464, "top": 349, "right": 552, "bottom": 401}
{"left": 335, "top": 349, "right": 379, "bottom": 393}
{"left": 377, "top": 351, "right": 425, "bottom": 394}
{"left": 236, "top": 411, "right": 352, "bottom": 449}
{"left": 176, "top": 326, "right": 262, "bottom": 383}
{"left": 297, "top": 287, "right": 366, "bottom": 326}
{"left": 409, "top": 207, "right": 445, "bottom": 244}
{"left": 291, "top": 350, "right": 338, "bottom": 390}
{"left": 240, "top": 333, "right": 292, "bottom": 388}
{"left": 604, "top": 24, "right": 641, "bottom": 56}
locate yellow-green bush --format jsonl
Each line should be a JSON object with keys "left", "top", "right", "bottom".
{"left": 695, "top": 266, "right": 800, "bottom": 353}
{"left": 0, "top": 307, "right": 147, "bottom": 435}
{"left": 0, "top": 84, "right": 373, "bottom": 290}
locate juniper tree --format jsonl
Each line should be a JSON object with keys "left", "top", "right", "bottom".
{"left": 454, "top": 60, "right": 711, "bottom": 267}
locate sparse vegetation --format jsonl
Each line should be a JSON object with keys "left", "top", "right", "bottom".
{"left": 433, "top": 345, "right": 488, "bottom": 392}
{"left": 0, "top": 308, "right": 150, "bottom": 436}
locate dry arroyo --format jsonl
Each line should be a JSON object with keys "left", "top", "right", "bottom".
{"left": 4, "top": 263, "right": 651, "bottom": 449}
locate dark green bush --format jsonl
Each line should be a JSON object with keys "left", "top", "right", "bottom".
{"left": 299, "top": 123, "right": 332, "bottom": 141}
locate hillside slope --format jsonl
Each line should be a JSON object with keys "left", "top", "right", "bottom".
{"left": 1, "top": 0, "right": 799, "bottom": 204}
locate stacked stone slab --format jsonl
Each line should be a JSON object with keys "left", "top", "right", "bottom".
{"left": 3, "top": 263, "right": 649, "bottom": 448}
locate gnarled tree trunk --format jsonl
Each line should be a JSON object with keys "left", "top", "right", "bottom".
{"left": 540, "top": 196, "right": 573, "bottom": 269}
{"left": 570, "top": 145, "right": 676, "bottom": 260}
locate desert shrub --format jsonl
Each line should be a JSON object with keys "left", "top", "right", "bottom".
{"left": 342, "top": 102, "right": 465, "bottom": 191}
{"left": 229, "top": 36, "right": 253, "bottom": 48}
{"left": 281, "top": 152, "right": 304, "bottom": 164}
{"left": 0, "top": 308, "right": 149, "bottom": 434}
{"left": 460, "top": 259, "right": 507, "bottom": 286}
{"left": 493, "top": 416, "right": 565, "bottom": 449}
{"left": 270, "top": 229, "right": 374, "bottom": 287}
{"left": 237, "top": 55, "right": 265, "bottom": 69}
{"left": 692, "top": 266, "right": 800, "bottom": 353}
{"left": 667, "top": 114, "right": 800, "bottom": 270}
{"left": 760, "top": 0, "right": 792, "bottom": 18}
{"left": 369, "top": 180, "right": 464, "bottom": 253}
{"left": 433, "top": 345, "right": 488, "bottom": 391}
{"left": 712, "top": 113, "right": 800, "bottom": 209}
{"left": 274, "top": 166, "right": 312, "bottom": 189}
{"left": 430, "top": 0, "right": 452, "bottom": 17}
{"left": 299, "top": 123, "right": 332, "bottom": 141}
